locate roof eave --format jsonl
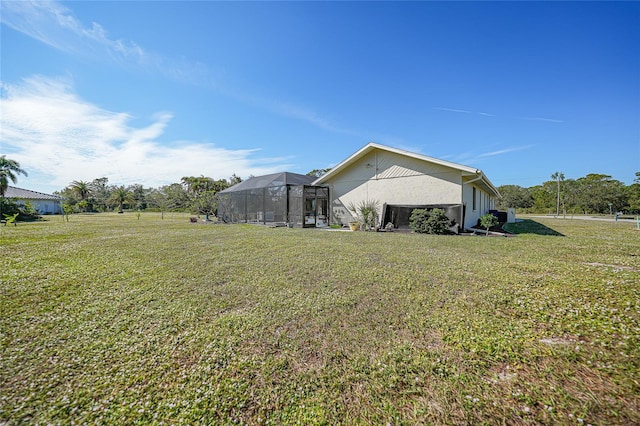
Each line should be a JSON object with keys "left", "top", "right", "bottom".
{"left": 465, "top": 172, "right": 501, "bottom": 198}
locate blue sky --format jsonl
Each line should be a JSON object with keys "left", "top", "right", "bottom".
{"left": 1, "top": 1, "right": 638, "bottom": 194}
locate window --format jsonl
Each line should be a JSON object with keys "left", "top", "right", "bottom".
{"left": 472, "top": 187, "right": 477, "bottom": 211}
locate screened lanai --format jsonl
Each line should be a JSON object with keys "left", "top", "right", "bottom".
{"left": 216, "top": 172, "right": 330, "bottom": 227}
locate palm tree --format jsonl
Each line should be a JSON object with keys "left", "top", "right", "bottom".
{"left": 1, "top": 156, "right": 28, "bottom": 219}
{"left": 551, "top": 172, "right": 565, "bottom": 216}
{"left": 68, "top": 180, "right": 92, "bottom": 212}
{"left": 110, "top": 185, "right": 133, "bottom": 213}
{"left": 0, "top": 155, "right": 28, "bottom": 197}
{"left": 69, "top": 180, "right": 91, "bottom": 201}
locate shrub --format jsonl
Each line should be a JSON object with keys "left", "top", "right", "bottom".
{"left": 479, "top": 213, "right": 499, "bottom": 236}
{"left": 0, "top": 198, "right": 21, "bottom": 217}
{"left": 409, "top": 208, "right": 450, "bottom": 234}
{"left": 0, "top": 198, "right": 40, "bottom": 222}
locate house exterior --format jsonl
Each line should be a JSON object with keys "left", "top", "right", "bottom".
{"left": 3, "top": 186, "right": 63, "bottom": 215}
{"left": 312, "top": 143, "right": 500, "bottom": 232}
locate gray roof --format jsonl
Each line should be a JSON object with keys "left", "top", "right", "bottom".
{"left": 218, "top": 172, "right": 316, "bottom": 194}
{"left": 4, "top": 186, "right": 63, "bottom": 201}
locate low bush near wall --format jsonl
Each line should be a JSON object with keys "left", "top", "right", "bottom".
{"left": 409, "top": 208, "right": 450, "bottom": 234}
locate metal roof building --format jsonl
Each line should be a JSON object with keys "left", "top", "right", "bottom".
{"left": 4, "top": 186, "right": 63, "bottom": 214}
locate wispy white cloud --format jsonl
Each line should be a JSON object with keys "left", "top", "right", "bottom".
{"left": 434, "top": 107, "right": 563, "bottom": 123}
{"left": 517, "top": 116, "right": 564, "bottom": 123}
{"left": 236, "top": 92, "right": 359, "bottom": 136}
{"left": 2, "top": 1, "right": 140, "bottom": 63}
{"left": 433, "top": 107, "right": 495, "bottom": 117}
{"left": 0, "top": 75, "right": 292, "bottom": 191}
{"left": 478, "top": 145, "right": 534, "bottom": 158}
{"left": 440, "top": 145, "right": 534, "bottom": 166}
{"left": 0, "top": 0, "right": 352, "bottom": 135}
{"left": 433, "top": 107, "right": 473, "bottom": 114}
{"left": 0, "top": 0, "right": 213, "bottom": 86}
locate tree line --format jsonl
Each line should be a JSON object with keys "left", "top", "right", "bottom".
{"left": 60, "top": 170, "right": 639, "bottom": 217}
{"left": 497, "top": 172, "right": 640, "bottom": 215}
{"left": 3, "top": 154, "right": 639, "bottom": 218}
{"left": 54, "top": 174, "right": 244, "bottom": 218}
{"left": 54, "top": 170, "right": 334, "bottom": 217}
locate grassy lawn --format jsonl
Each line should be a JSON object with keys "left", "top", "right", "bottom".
{"left": 1, "top": 214, "right": 638, "bottom": 425}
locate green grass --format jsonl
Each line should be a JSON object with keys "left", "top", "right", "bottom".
{"left": 1, "top": 213, "right": 638, "bottom": 425}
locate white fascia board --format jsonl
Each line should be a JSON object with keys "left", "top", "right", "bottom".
{"left": 464, "top": 172, "right": 501, "bottom": 198}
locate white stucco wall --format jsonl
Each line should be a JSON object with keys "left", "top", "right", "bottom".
{"left": 461, "top": 183, "right": 495, "bottom": 229}
{"left": 325, "top": 150, "right": 464, "bottom": 224}
{"left": 15, "top": 199, "right": 62, "bottom": 214}
{"left": 35, "top": 200, "right": 62, "bottom": 214}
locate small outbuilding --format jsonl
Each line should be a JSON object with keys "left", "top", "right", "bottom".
{"left": 3, "top": 186, "right": 63, "bottom": 215}
{"left": 216, "top": 172, "right": 330, "bottom": 227}
{"left": 312, "top": 143, "right": 500, "bottom": 232}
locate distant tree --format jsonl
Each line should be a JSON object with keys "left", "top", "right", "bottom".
{"left": 110, "top": 186, "right": 134, "bottom": 213}
{"left": 551, "top": 172, "right": 565, "bottom": 216}
{"left": 54, "top": 187, "right": 78, "bottom": 210}
{"left": 496, "top": 185, "right": 533, "bottom": 210}
{"left": 212, "top": 179, "right": 231, "bottom": 193}
{"left": 163, "top": 183, "right": 190, "bottom": 211}
{"left": 181, "top": 176, "right": 229, "bottom": 217}
{"left": 307, "top": 168, "right": 331, "bottom": 178}
{"left": 128, "top": 184, "right": 147, "bottom": 210}
{"left": 559, "top": 178, "right": 579, "bottom": 214}
{"left": 228, "top": 174, "right": 243, "bottom": 186}
{"left": 70, "top": 180, "right": 91, "bottom": 200}
{"left": 626, "top": 172, "right": 640, "bottom": 213}
{"left": 69, "top": 180, "right": 92, "bottom": 211}
{"left": 0, "top": 155, "right": 28, "bottom": 219}
{"left": 147, "top": 188, "right": 173, "bottom": 219}
{"left": 530, "top": 185, "right": 555, "bottom": 213}
{"left": 574, "top": 174, "right": 625, "bottom": 214}
{"left": 192, "top": 191, "right": 219, "bottom": 219}
{"left": 90, "top": 177, "right": 111, "bottom": 212}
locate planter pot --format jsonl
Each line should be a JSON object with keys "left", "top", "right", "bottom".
{"left": 349, "top": 222, "right": 359, "bottom": 231}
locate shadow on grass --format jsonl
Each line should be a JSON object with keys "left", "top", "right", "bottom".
{"left": 503, "top": 219, "right": 565, "bottom": 236}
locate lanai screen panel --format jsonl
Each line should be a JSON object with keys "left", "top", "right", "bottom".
{"left": 265, "top": 185, "right": 288, "bottom": 223}
{"left": 216, "top": 172, "right": 316, "bottom": 224}
{"left": 288, "top": 186, "right": 304, "bottom": 227}
{"left": 246, "top": 188, "right": 265, "bottom": 222}
{"left": 217, "top": 192, "right": 246, "bottom": 223}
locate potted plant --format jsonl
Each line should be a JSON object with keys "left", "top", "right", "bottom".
{"left": 347, "top": 200, "right": 380, "bottom": 231}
